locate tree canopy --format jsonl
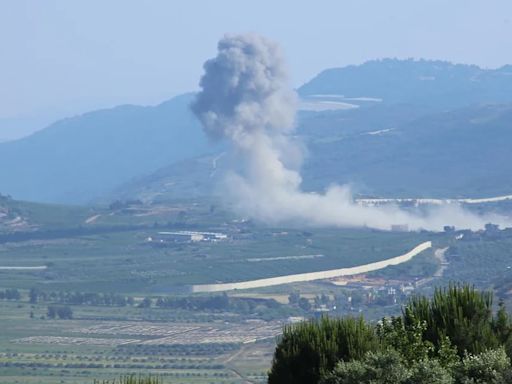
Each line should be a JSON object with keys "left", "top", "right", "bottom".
{"left": 269, "top": 284, "right": 512, "bottom": 384}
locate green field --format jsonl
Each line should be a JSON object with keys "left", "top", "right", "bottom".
{"left": 0, "top": 197, "right": 434, "bottom": 294}
{"left": 0, "top": 197, "right": 479, "bottom": 383}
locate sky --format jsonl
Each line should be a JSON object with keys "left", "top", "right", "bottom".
{"left": 1, "top": 0, "right": 512, "bottom": 140}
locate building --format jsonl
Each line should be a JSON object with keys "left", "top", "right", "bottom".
{"left": 148, "top": 231, "right": 228, "bottom": 244}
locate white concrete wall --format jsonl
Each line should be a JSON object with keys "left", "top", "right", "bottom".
{"left": 192, "top": 241, "right": 432, "bottom": 293}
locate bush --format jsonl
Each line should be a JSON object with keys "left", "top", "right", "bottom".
{"left": 407, "top": 359, "right": 453, "bottom": 384}
{"left": 454, "top": 348, "right": 512, "bottom": 384}
{"left": 321, "top": 349, "right": 410, "bottom": 384}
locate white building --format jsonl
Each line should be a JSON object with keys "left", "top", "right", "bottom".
{"left": 150, "top": 231, "right": 228, "bottom": 243}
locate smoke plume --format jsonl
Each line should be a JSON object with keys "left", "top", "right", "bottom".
{"left": 192, "top": 34, "right": 509, "bottom": 231}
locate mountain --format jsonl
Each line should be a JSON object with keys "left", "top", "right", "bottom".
{"left": 114, "top": 103, "right": 512, "bottom": 201}
{"left": 0, "top": 193, "right": 90, "bottom": 232}
{"left": 301, "top": 103, "right": 512, "bottom": 198}
{"left": 0, "top": 94, "right": 214, "bottom": 203}
{"left": 299, "top": 59, "right": 512, "bottom": 109}
{"left": 2, "top": 59, "right": 512, "bottom": 204}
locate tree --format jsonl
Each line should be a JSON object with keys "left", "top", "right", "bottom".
{"left": 268, "top": 317, "right": 379, "bottom": 384}
{"left": 407, "top": 358, "right": 453, "bottom": 384}
{"left": 138, "top": 297, "right": 152, "bottom": 308}
{"left": 5, "top": 288, "right": 20, "bottom": 300}
{"left": 57, "top": 306, "right": 73, "bottom": 319}
{"left": 299, "top": 297, "right": 311, "bottom": 312}
{"left": 321, "top": 350, "right": 454, "bottom": 384}
{"left": 321, "top": 349, "right": 410, "bottom": 384}
{"left": 269, "top": 285, "right": 512, "bottom": 384}
{"left": 29, "top": 288, "right": 38, "bottom": 304}
{"left": 376, "top": 317, "right": 433, "bottom": 366}
{"left": 454, "top": 348, "right": 512, "bottom": 384}
{"left": 288, "top": 292, "right": 300, "bottom": 306}
{"left": 403, "top": 284, "right": 499, "bottom": 356}
{"left": 493, "top": 300, "right": 512, "bottom": 353}
{"left": 47, "top": 305, "right": 72, "bottom": 319}
{"left": 47, "top": 306, "right": 57, "bottom": 319}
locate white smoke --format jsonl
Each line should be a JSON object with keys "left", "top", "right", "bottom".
{"left": 192, "top": 33, "right": 510, "bottom": 231}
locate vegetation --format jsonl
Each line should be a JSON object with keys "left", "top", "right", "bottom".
{"left": 320, "top": 348, "right": 512, "bottom": 384}
{"left": 268, "top": 317, "right": 378, "bottom": 384}
{"left": 269, "top": 284, "right": 512, "bottom": 384}
{"left": 94, "top": 375, "right": 162, "bottom": 384}
{"left": 403, "top": 284, "right": 499, "bottom": 355}
{"left": 1, "top": 196, "right": 510, "bottom": 383}
{"left": 46, "top": 305, "right": 73, "bottom": 319}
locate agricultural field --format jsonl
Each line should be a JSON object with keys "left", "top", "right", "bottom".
{"left": 0, "top": 299, "right": 275, "bottom": 384}
{"left": 0, "top": 199, "right": 434, "bottom": 294}
{"left": 4, "top": 197, "right": 511, "bottom": 383}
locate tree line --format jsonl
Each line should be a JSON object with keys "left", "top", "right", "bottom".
{"left": 155, "top": 294, "right": 280, "bottom": 313}
{"left": 0, "top": 288, "right": 21, "bottom": 300}
{"left": 269, "top": 284, "right": 512, "bottom": 384}
{"left": 29, "top": 288, "right": 133, "bottom": 307}
{"left": 25, "top": 288, "right": 285, "bottom": 316}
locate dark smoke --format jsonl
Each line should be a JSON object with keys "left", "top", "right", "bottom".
{"left": 192, "top": 34, "right": 510, "bottom": 231}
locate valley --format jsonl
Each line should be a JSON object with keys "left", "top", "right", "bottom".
{"left": 0, "top": 196, "right": 511, "bottom": 383}
{"left": 1, "top": 58, "right": 512, "bottom": 383}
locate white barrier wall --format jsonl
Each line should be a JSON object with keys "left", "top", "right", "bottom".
{"left": 191, "top": 241, "right": 432, "bottom": 293}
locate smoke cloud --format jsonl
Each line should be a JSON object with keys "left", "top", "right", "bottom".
{"left": 192, "top": 34, "right": 509, "bottom": 231}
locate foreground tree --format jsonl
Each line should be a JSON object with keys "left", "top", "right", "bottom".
{"left": 269, "top": 284, "right": 512, "bottom": 384}
{"left": 403, "top": 284, "right": 501, "bottom": 356}
{"left": 320, "top": 349, "right": 453, "bottom": 384}
{"left": 268, "top": 317, "right": 378, "bottom": 384}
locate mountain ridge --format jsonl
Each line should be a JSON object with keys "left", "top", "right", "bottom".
{"left": 112, "top": 102, "right": 512, "bottom": 201}
{"left": 2, "top": 59, "right": 512, "bottom": 204}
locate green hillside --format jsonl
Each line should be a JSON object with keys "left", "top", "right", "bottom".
{"left": 114, "top": 103, "right": 512, "bottom": 201}
{"left": 2, "top": 60, "right": 512, "bottom": 204}
{"left": 299, "top": 59, "right": 512, "bottom": 109}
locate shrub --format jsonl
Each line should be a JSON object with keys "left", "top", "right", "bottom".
{"left": 454, "top": 348, "right": 512, "bottom": 384}
{"left": 321, "top": 349, "right": 410, "bottom": 384}
{"left": 407, "top": 358, "right": 453, "bottom": 384}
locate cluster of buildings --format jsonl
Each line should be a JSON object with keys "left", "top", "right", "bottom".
{"left": 147, "top": 230, "right": 228, "bottom": 245}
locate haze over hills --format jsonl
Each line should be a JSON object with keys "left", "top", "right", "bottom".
{"left": 1, "top": 59, "right": 512, "bottom": 204}
{"left": 0, "top": 94, "right": 213, "bottom": 203}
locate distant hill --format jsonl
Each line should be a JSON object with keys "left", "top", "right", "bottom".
{"left": 115, "top": 103, "right": 512, "bottom": 201}
{"left": 299, "top": 59, "right": 512, "bottom": 109}
{"left": 0, "top": 193, "right": 90, "bottom": 232}
{"left": 0, "top": 94, "right": 214, "bottom": 203}
{"left": 2, "top": 59, "right": 512, "bottom": 204}
{"left": 301, "top": 103, "right": 512, "bottom": 198}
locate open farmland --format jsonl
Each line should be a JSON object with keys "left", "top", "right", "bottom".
{"left": 0, "top": 198, "right": 435, "bottom": 294}
{"left": 0, "top": 198, "right": 486, "bottom": 384}
{"left": 0, "top": 201, "right": 431, "bottom": 294}
{"left": 0, "top": 224, "right": 433, "bottom": 293}
{"left": 0, "top": 299, "right": 276, "bottom": 384}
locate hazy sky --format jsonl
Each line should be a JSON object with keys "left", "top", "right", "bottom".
{"left": 1, "top": 0, "right": 512, "bottom": 135}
